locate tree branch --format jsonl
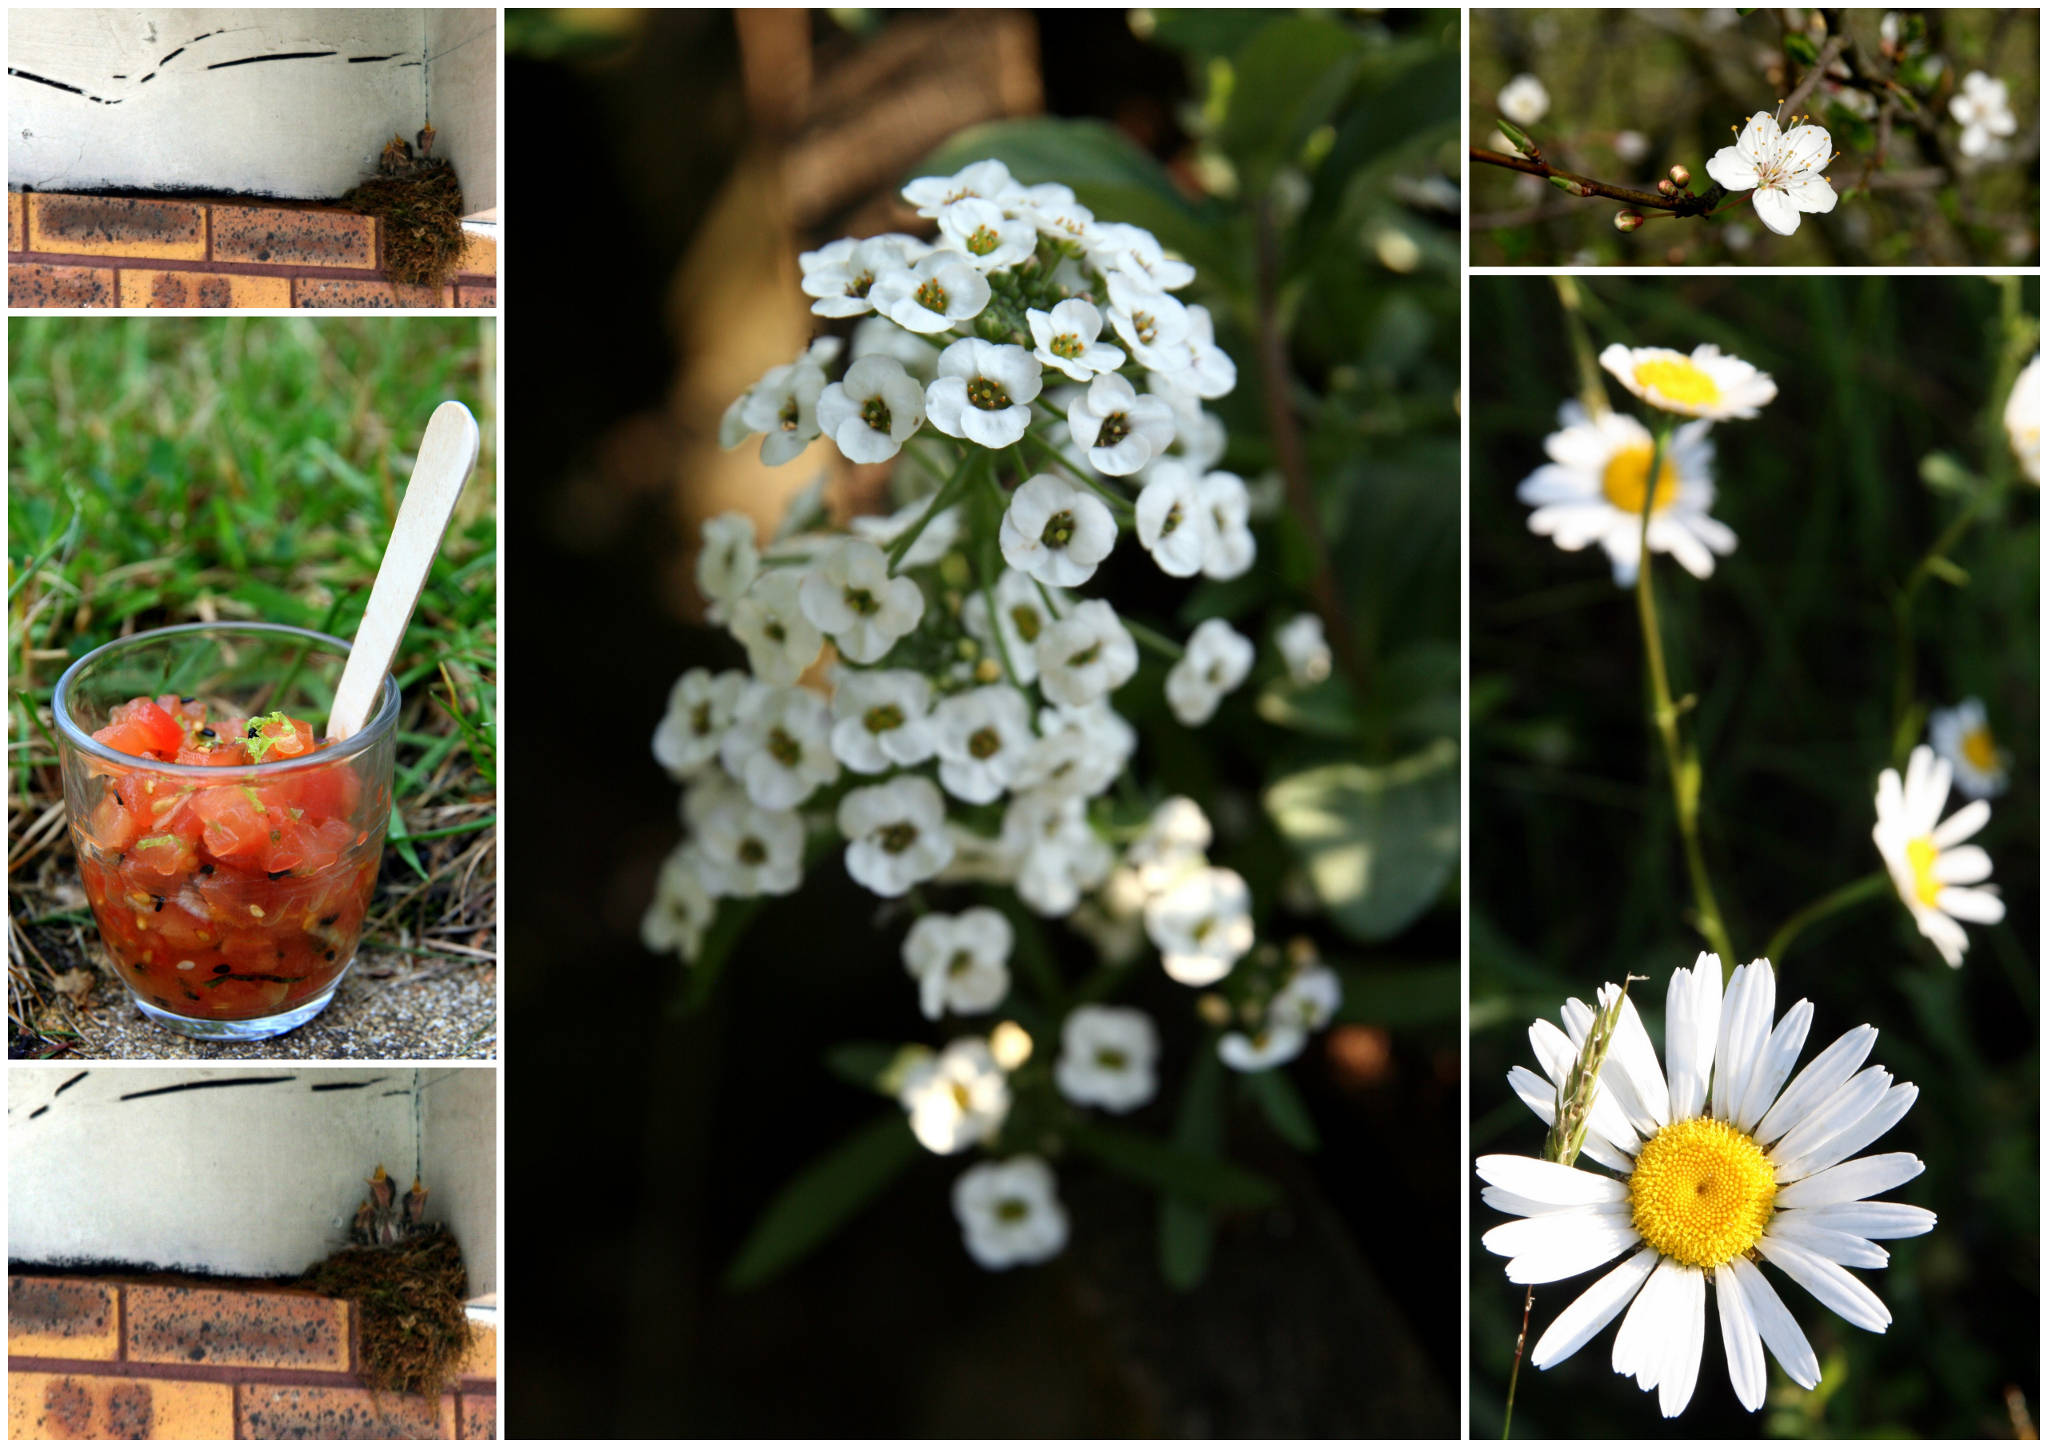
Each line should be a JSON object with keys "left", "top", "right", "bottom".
{"left": 1776, "top": 35, "right": 1849, "bottom": 125}
{"left": 1470, "top": 148, "right": 1725, "bottom": 218}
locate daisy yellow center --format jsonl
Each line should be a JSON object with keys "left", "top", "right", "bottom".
{"left": 1905, "top": 835, "right": 1945, "bottom": 907}
{"left": 1634, "top": 358, "right": 1722, "bottom": 409}
{"left": 1628, "top": 1116, "right": 1777, "bottom": 1269}
{"left": 1961, "top": 725, "right": 1998, "bottom": 772}
{"left": 1600, "top": 443, "right": 1679, "bottom": 515}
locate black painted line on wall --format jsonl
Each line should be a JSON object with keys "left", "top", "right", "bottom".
{"left": 348, "top": 54, "right": 401, "bottom": 63}
{"left": 55, "top": 1071, "right": 87, "bottom": 1095}
{"left": 309, "top": 1078, "right": 389, "bottom": 1092}
{"left": 205, "top": 51, "right": 338, "bottom": 71}
{"left": 119, "top": 1075, "right": 296, "bottom": 1101}
{"left": 29, "top": 1106, "right": 48, "bottom": 1119}
{"left": 157, "top": 46, "right": 186, "bottom": 65}
{"left": 8, "top": 68, "right": 119, "bottom": 104}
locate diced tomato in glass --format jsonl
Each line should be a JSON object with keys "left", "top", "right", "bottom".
{"left": 93, "top": 698, "right": 184, "bottom": 759}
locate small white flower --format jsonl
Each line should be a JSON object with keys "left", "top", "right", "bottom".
{"left": 1027, "top": 298, "right": 1126, "bottom": 383}
{"left": 653, "top": 668, "right": 760, "bottom": 779}
{"left": 1014, "top": 182, "right": 1096, "bottom": 244}
{"left": 902, "top": 159, "right": 1022, "bottom": 220}
{"left": 797, "top": 538, "right": 926, "bottom": 665}
{"left": 937, "top": 197, "right": 1039, "bottom": 271}
{"left": 839, "top": 775, "right": 956, "bottom": 897}
{"left": 641, "top": 845, "right": 716, "bottom": 959}
{"left": 931, "top": 684, "right": 1036, "bottom": 805}
{"left": 719, "top": 685, "right": 840, "bottom": 810}
{"left": 816, "top": 355, "right": 927, "bottom": 464}
{"left": 1498, "top": 73, "right": 1550, "bottom": 127}
{"left": 1126, "top": 796, "right": 1212, "bottom": 893}
{"left": 1175, "top": 304, "right": 1237, "bottom": 401}
{"left": 1219, "top": 1025, "right": 1307, "bottom": 1073}
{"left": 1613, "top": 129, "right": 1650, "bottom": 164}
{"left": 1599, "top": 343, "right": 1778, "bottom": 421}
{"left": 1519, "top": 401, "right": 1734, "bottom": 586}
{"left": 1067, "top": 372, "right": 1177, "bottom": 476}
{"left": 952, "top": 1155, "right": 1068, "bottom": 1269}
{"left": 1165, "top": 618, "right": 1254, "bottom": 726}
{"left": 1703, "top": 112, "right": 1838, "bottom": 237}
{"left": 1928, "top": 698, "right": 2010, "bottom": 800}
{"left": 1011, "top": 701, "right": 1134, "bottom": 801}
{"left": 1950, "top": 71, "right": 2017, "bottom": 160}
{"left": 2006, "top": 354, "right": 2040, "bottom": 484}
{"left": 962, "top": 568, "right": 1065, "bottom": 684}
{"left": 1134, "top": 459, "right": 1217, "bottom": 578}
{"left": 1094, "top": 221, "right": 1196, "bottom": 291}
{"left": 925, "top": 339, "right": 1043, "bottom": 450}
{"left": 1275, "top": 614, "right": 1333, "bottom": 686}
{"left": 695, "top": 511, "right": 759, "bottom": 624}
{"left": 1002, "top": 788, "right": 1115, "bottom": 916}
{"left": 1055, "top": 1005, "right": 1160, "bottom": 1112}
{"left": 799, "top": 233, "right": 925, "bottom": 318}
{"left": 899, "top": 1037, "right": 1011, "bottom": 1154}
{"left": 1036, "top": 599, "right": 1138, "bottom": 708}
{"left": 736, "top": 355, "right": 829, "bottom": 465}
{"left": 1147, "top": 383, "right": 1228, "bottom": 475}
{"left": 1874, "top": 745, "right": 2004, "bottom": 967}
{"left": 851, "top": 314, "right": 942, "bottom": 381}
{"left": 872, "top": 252, "right": 993, "bottom": 335}
{"left": 1104, "top": 271, "right": 1193, "bottom": 373}
{"left": 828, "top": 668, "right": 937, "bottom": 773}
{"left": 1272, "top": 964, "right": 1342, "bottom": 1033}
{"left": 999, "top": 475, "right": 1118, "bottom": 587}
{"left": 1145, "top": 865, "right": 1254, "bottom": 985}
{"left": 903, "top": 907, "right": 1013, "bottom": 1020}
{"left": 694, "top": 791, "right": 805, "bottom": 898}
{"left": 1197, "top": 471, "right": 1258, "bottom": 580}
{"left": 729, "top": 571, "right": 825, "bottom": 685}
{"left": 848, "top": 497, "right": 964, "bottom": 570}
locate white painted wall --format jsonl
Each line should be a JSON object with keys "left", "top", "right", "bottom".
{"left": 8, "top": 8, "right": 495, "bottom": 213}
{"left": 8, "top": 1065, "right": 497, "bottom": 1298}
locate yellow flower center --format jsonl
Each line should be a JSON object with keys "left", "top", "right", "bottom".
{"left": 1634, "top": 357, "right": 1723, "bottom": 409}
{"left": 1600, "top": 443, "right": 1679, "bottom": 515}
{"left": 1628, "top": 1117, "right": 1777, "bottom": 1269}
{"left": 1961, "top": 725, "right": 1998, "bottom": 772}
{"left": 1905, "top": 835, "right": 1945, "bottom": 907}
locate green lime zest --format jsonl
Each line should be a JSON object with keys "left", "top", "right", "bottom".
{"left": 242, "top": 711, "right": 295, "bottom": 764}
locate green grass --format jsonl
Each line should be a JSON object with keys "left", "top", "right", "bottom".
{"left": 7, "top": 316, "right": 498, "bottom": 1050}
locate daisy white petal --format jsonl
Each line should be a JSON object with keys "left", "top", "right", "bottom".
{"left": 1724, "top": 1254, "right": 1820, "bottom": 1389}
{"left": 1771, "top": 1151, "right": 1924, "bottom": 1210}
{"left": 1755, "top": 1236, "right": 1891, "bottom": 1333}
{"left": 1531, "top": 1245, "right": 1659, "bottom": 1370}
{"left": 1714, "top": 1260, "right": 1769, "bottom": 1412}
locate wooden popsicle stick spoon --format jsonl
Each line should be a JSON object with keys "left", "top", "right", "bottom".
{"left": 326, "top": 400, "right": 481, "bottom": 741}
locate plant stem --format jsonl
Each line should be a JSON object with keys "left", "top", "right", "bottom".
{"left": 974, "top": 562, "right": 1023, "bottom": 690}
{"left": 1763, "top": 871, "right": 1891, "bottom": 969}
{"left": 1122, "top": 617, "right": 1185, "bottom": 661}
{"left": 1502, "top": 1285, "right": 1536, "bottom": 1439}
{"left": 885, "top": 446, "right": 978, "bottom": 576}
{"left": 1550, "top": 277, "right": 1610, "bottom": 420}
{"left": 1020, "top": 430, "right": 1134, "bottom": 519}
{"left": 1471, "top": 148, "right": 1723, "bottom": 217}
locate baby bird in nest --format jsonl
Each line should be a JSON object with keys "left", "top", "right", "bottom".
{"left": 377, "top": 124, "right": 443, "bottom": 177}
{"left": 351, "top": 1164, "right": 432, "bottom": 1247}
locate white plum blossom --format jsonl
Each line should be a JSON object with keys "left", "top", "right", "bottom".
{"left": 641, "top": 845, "right": 715, "bottom": 959}
{"left": 872, "top": 252, "right": 992, "bottom": 335}
{"left": 1145, "top": 865, "right": 1254, "bottom": 985}
{"left": 1003, "top": 788, "right": 1115, "bottom": 916}
{"left": 937, "top": 197, "right": 1038, "bottom": 271}
{"left": 999, "top": 475, "right": 1117, "bottom": 587}
{"left": 1055, "top": 1005, "right": 1160, "bottom": 1112}
{"left": 1104, "top": 271, "right": 1193, "bottom": 372}
{"left": 839, "top": 775, "right": 956, "bottom": 896}
{"left": 695, "top": 511, "right": 759, "bottom": 624}
{"left": 902, "top": 907, "right": 1014, "bottom": 1020}
{"left": 902, "top": 159, "right": 1022, "bottom": 219}
{"left": 800, "top": 233, "right": 924, "bottom": 318}
{"left": 1134, "top": 460, "right": 1217, "bottom": 578}
{"left": 694, "top": 792, "right": 805, "bottom": 898}
{"left": 1703, "top": 112, "right": 1838, "bottom": 237}
{"left": 1498, "top": 73, "right": 1550, "bottom": 127}
{"left": 963, "top": 568, "right": 1065, "bottom": 684}
{"left": 1951, "top": 71, "right": 2017, "bottom": 160}
{"left": 953, "top": 1156, "right": 1068, "bottom": 1269}
{"left": 899, "top": 1037, "right": 1010, "bottom": 1154}
{"left": 1036, "top": 599, "right": 1138, "bottom": 708}
{"left": 925, "top": 339, "right": 1043, "bottom": 450}
{"left": 798, "top": 538, "right": 926, "bottom": 664}
{"left": 1165, "top": 618, "right": 1255, "bottom": 726}
{"left": 653, "top": 668, "right": 759, "bottom": 779}
{"left": 729, "top": 570, "right": 824, "bottom": 685}
{"left": 931, "top": 684, "right": 1036, "bottom": 805}
{"left": 815, "top": 355, "right": 927, "bottom": 464}
{"left": 828, "top": 668, "right": 937, "bottom": 773}
{"left": 1275, "top": 614, "right": 1333, "bottom": 685}
{"left": 720, "top": 684, "right": 840, "bottom": 810}
{"left": 1198, "top": 471, "right": 1258, "bottom": 580}
{"left": 2006, "top": 354, "right": 2040, "bottom": 484}
{"left": 849, "top": 497, "right": 963, "bottom": 569}
{"left": 1067, "top": 372, "right": 1177, "bottom": 476}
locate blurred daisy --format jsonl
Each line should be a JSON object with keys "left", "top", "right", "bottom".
{"left": 1927, "top": 697, "right": 2010, "bottom": 799}
{"left": 1873, "top": 745, "right": 2004, "bottom": 966}
{"left": 2006, "top": 354, "right": 2040, "bottom": 484}
{"left": 1703, "top": 113, "right": 1838, "bottom": 237}
{"left": 1518, "top": 401, "right": 1734, "bottom": 585}
{"left": 1478, "top": 955, "right": 1934, "bottom": 1418}
{"left": 1600, "top": 343, "right": 1777, "bottom": 421}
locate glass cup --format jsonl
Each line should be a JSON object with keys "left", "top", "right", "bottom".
{"left": 52, "top": 623, "right": 398, "bottom": 1041}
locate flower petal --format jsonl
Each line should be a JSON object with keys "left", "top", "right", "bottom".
{"left": 1751, "top": 185, "right": 1802, "bottom": 236}
{"left": 1773, "top": 1150, "right": 1924, "bottom": 1209}
{"left": 1530, "top": 1245, "right": 1659, "bottom": 1370}
{"left": 1658, "top": 1264, "right": 1707, "bottom": 1418}
{"left": 1774, "top": 1081, "right": 1919, "bottom": 1181}
{"left": 1715, "top": 1261, "right": 1768, "bottom": 1413}
{"left": 1756, "top": 1235, "right": 1892, "bottom": 1332}
{"left": 1754, "top": 1024, "right": 1878, "bottom": 1145}
{"left": 1704, "top": 144, "right": 1759, "bottom": 191}
{"left": 1931, "top": 798, "right": 1991, "bottom": 847}
{"left": 1734, "top": 998, "right": 1813, "bottom": 1133}
{"left": 1726, "top": 1254, "right": 1821, "bottom": 1388}
{"left": 1786, "top": 1200, "right": 1936, "bottom": 1240}
{"left": 1475, "top": 1154, "right": 1629, "bottom": 1207}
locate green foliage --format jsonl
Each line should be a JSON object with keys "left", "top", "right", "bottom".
{"left": 725, "top": 1113, "right": 922, "bottom": 1290}
{"left": 1158, "top": 1048, "right": 1227, "bottom": 1290}
{"left": 1067, "top": 1119, "right": 1278, "bottom": 1210}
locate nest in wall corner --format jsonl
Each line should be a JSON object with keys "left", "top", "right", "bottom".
{"left": 343, "top": 145, "right": 466, "bottom": 290}
{"left": 297, "top": 1225, "right": 476, "bottom": 1398}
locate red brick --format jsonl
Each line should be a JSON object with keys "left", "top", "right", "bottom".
{"left": 8, "top": 1278, "right": 119, "bottom": 1360}
{"left": 9, "top": 262, "right": 115, "bottom": 307}
{"left": 236, "top": 1384, "right": 444, "bottom": 1440}
{"left": 27, "top": 194, "right": 205, "bottom": 260}
{"left": 117, "top": 269, "right": 292, "bottom": 308}
{"left": 455, "top": 1323, "right": 496, "bottom": 1381}
{"left": 124, "top": 1285, "right": 349, "bottom": 1370}
{"left": 454, "top": 230, "right": 495, "bottom": 277}
{"left": 294, "top": 278, "right": 451, "bottom": 308}
{"left": 9, "top": 1372, "right": 233, "bottom": 1440}
{"left": 457, "top": 1393, "right": 494, "bottom": 1439}
{"left": 456, "top": 284, "right": 495, "bottom": 308}
{"left": 209, "top": 205, "right": 376, "bottom": 269}
{"left": 8, "top": 192, "right": 21, "bottom": 252}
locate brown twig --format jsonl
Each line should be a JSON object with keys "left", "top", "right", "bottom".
{"left": 1776, "top": 35, "right": 1849, "bottom": 126}
{"left": 1470, "top": 149, "right": 1724, "bottom": 218}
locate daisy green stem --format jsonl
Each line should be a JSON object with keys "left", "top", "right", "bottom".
{"left": 886, "top": 445, "right": 979, "bottom": 576}
{"left": 1122, "top": 617, "right": 1185, "bottom": 661}
{"left": 1501, "top": 1285, "right": 1537, "bottom": 1440}
{"left": 1635, "top": 422, "right": 1740, "bottom": 975}
{"left": 1549, "top": 276, "right": 1611, "bottom": 421}
{"left": 1762, "top": 871, "right": 1890, "bottom": 970}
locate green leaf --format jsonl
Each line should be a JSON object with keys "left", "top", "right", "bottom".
{"left": 1158, "top": 1047, "right": 1227, "bottom": 1290}
{"left": 1256, "top": 673, "right": 1363, "bottom": 741}
{"left": 1784, "top": 31, "right": 1819, "bottom": 65}
{"left": 673, "top": 894, "right": 767, "bottom": 1017}
{"left": 1334, "top": 962, "right": 1460, "bottom": 1028}
{"left": 1071, "top": 1118, "right": 1278, "bottom": 1210}
{"left": 725, "top": 1113, "right": 920, "bottom": 1290}
{"left": 1264, "top": 737, "right": 1459, "bottom": 941}
{"left": 1241, "top": 1067, "right": 1319, "bottom": 1151}
{"left": 822, "top": 1041, "right": 902, "bottom": 1094}
{"left": 385, "top": 807, "right": 427, "bottom": 880}
{"left": 1217, "top": 13, "right": 1368, "bottom": 195}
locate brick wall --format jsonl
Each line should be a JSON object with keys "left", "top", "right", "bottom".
{"left": 7, "top": 1275, "right": 496, "bottom": 1440}
{"left": 7, "top": 193, "right": 496, "bottom": 309}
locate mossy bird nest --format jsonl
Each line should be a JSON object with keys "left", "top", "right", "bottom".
{"left": 298, "top": 1225, "right": 475, "bottom": 1398}
{"left": 344, "top": 156, "right": 466, "bottom": 290}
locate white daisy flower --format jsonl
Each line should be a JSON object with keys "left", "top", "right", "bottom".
{"left": 848, "top": 497, "right": 964, "bottom": 570}
{"left": 1036, "top": 599, "right": 1138, "bottom": 708}
{"left": 799, "top": 233, "right": 925, "bottom": 318}
{"left": 901, "top": 159, "right": 1022, "bottom": 220}
{"left": 1145, "top": 865, "right": 1254, "bottom": 986}
{"left": 936, "top": 197, "right": 1039, "bottom": 271}
{"left": 1499, "top": 73, "right": 1551, "bottom": 127}
{"left": 1873, "top": 745, "right": 2005, "bottom": 967}
{"left": 1197, "top": 471, "right": 1258, "bottom": 581}
{"left": 695, "top": 511, "right": 760, "bottom": 624}
{"left": 1067, "top": 372, "right": 1177, "bottom": 477}
{"left": 1011, "top": 701, "right": 1135, "bottom": 801}
{"left": 1125, "top": 796, "right": 1212, "bottom": 893}
{"left": 1703, "top": 112, "right": 1839, "bottom": 237}
{"left": 815, "top": 355, "right": 927, "bottom": 464}
{"left": 1093, "top": 221, "right": 1196, "bottom": 292}
{"left": 1134, "top": 459, "right": 1217, "bottom": 578}
{"left": 1599, "top": 342, "right": 1779, "bottom": 421}
{"left": 693, "top": 791, "right": 806, "bottom": 898}
{"left": 1275, "top": 613, "right": 1333, "bottom": 685}
{"left": 736, "top": 355, "right": 829, "bottom": 465}
{"left": 729, "top": 570, "right": 825, "bottom": 685}
{"left": 653, "top": 668, "right": 760, "bottom": 780}
{"left": 1055, "top": 1004, "right": 1160, "bottom": 1112}
{"left": 641, "top": 845, "right": 716, "bottom": 959}
{"left": 1001, "top": 787, "right": 1115, "bottom": 916}
{"left": 1165, "top": 618, "right": 1254, "bottom": 727}
{"left": 1928, "top": 697, "right": 2011, "bottom": 799}
{"left": 1950, "top": 71, "right": 2017, "bottom": 160}
{"left": 902, "top": 907, "right": 1013, "bottom": 1020}
{"left": 925, "top": 339, "right": 1043, "bottom": 450}
{"left": 719, "top": 684, "right": 840, "bottom": 810}
{"left": 963, "top": 568, "right": 1066, "bottom": 684}
{"left": 930, "top": 684, "right": 1036, "bottom": 805}
{"left": 838, "top": 775, "right": 956, "bottom": 897}
{"left": 872, "top": 252, "right": 993, "bottom": 335}
{"left": 952, "top": 1155, "right": 1068, "bottom": 1269}
{"left": 1478, "top": 955, "right": 1935, "bottom": 1418}
{"left": 999, "top": 475, "right": 1118, "bottom": 588}
{"left": 1027, "top": 299, "right": 1126, "bottom": 383}
{"left": 2005, "top": 354, "right": 2040, "bottom": 484}
{"left": 1518, "top": 401, "right": 1735, "bottom": 586}
{"left": 899, "top": 1037, "right": 1010, "bottom": 1154}
{"left": 827, "top": 668, "right": 937, "bottom": 774}
{"left": 797, "top": 538, "right": 926, "bottom": 664}
{"left": 1104, "top": 272, "right": 1194, "bottom": 373}
{"left": 1220, "top": 1024, "right": 1308, "bottom": 1072}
